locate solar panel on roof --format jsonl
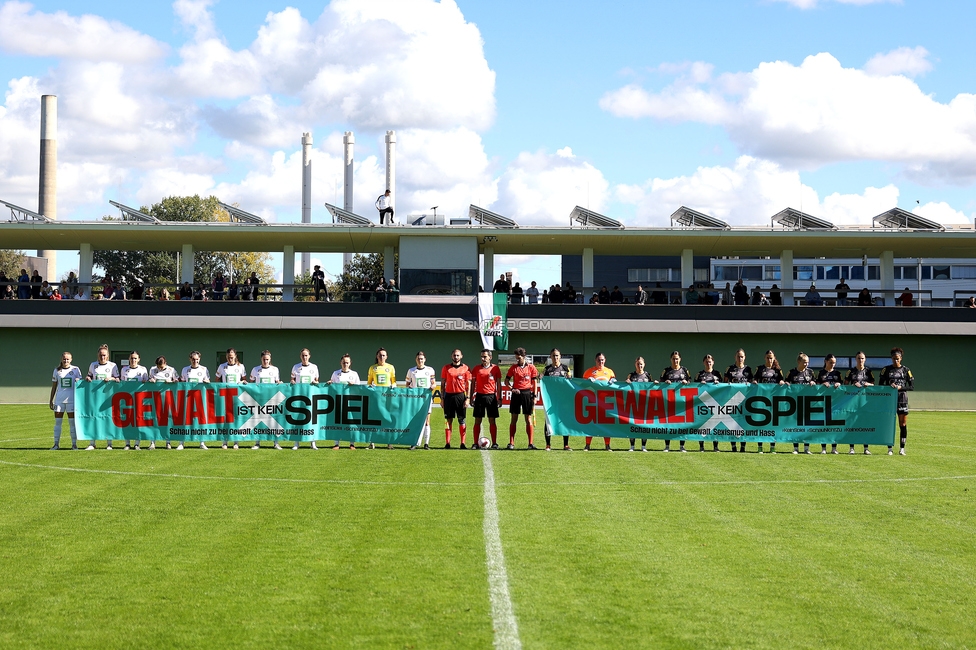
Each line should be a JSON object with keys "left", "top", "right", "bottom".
{"left": 872, "top": 207, "right": 944, "bottom": 231}
{"left": 670, "top": 206, "right": 730, "bottom": 229}
{"left": 771, "top": 207, "right": 836, "bottom": 230}
{"left": 325, "top": 203, "right": 374, "bottom": 226}
{"left": 218, "top": 202, "right": 267, "bottom": 224}
{"left": 468, "top": 205, "right": 518, "bottom": 228}
{"left": 570, "top": 206, "right": 624, "bottom": 229}
{"left": 109, "top": 200, "right": 160, "bottom": 223}
{"left": 0, "top": 199, "right": 52, "bottom": 223}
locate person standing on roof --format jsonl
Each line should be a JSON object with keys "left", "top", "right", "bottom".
{"left": 376, "top": 189, "right": 394, "bottom": 225}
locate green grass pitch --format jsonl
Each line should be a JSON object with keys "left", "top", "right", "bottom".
{"left": 1, "top": 405, "right": 974, "bottom": 649}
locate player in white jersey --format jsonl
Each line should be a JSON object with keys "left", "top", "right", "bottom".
{"left": 84, "top": 344, "right": 119, "bottom": 450}
{"left": 215, "top": 348, "right": 247, "bottom": 448}
{"left": 405, "top": 351, "right": 436, "bottom": 450}
{"left": 290, "top": 348, "right": 320, "bottom": 449}
{"left": 329, "top": 354, "right": 361, "bottom": 449}
{"left": 179, "top": 350, "right": 212, "bottom": 450}
{"left": 249, "top": 349, "right": 282, "bottom": 449}
{"left": 119, "top": 351, "right": 149, "bottom": 449}
{"left": 149, "top": 356, "right": 178, "bottom": 449}
{"left": 49, "top": 351, "right": 82, "bottom": 450}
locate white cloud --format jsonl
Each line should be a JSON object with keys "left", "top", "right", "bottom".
{"left": 865, "top": 46, "right": 933, "bottom": 77}
{"left": 491, "top": 148, "right": 610, "bottom": 226}
{"left": 770, "top": 0, "right": 900, "bottom": 8}
{"left": 601, "top": 52, "right": 976, "bottom": 183}
{"left": 912, "top": 201, "right": 972, "bottom": 226}
{"left": 615, "top": 155, "right": 908, "bottom": 227}
{"left": 0, "top": 1, "right": 167, "bottom": 63}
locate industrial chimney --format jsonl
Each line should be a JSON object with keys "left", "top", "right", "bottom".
{"left": 37, "top": 95, "right": 57, "bottom": 278}
{"left": 343, "top": 131, "right": 354, "bottom": 268}
{"left": 301, "top": 132, "right": 312, "bottom": 276}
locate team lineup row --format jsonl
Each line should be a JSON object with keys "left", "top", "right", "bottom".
{"left": 47, "top": 345, "right": 914, "bottom": 456}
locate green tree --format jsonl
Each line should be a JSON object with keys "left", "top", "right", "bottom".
{"left": 336, "top": 253, "right": 399, "bottom": 300}
{"left": 0, "top": 250, "right": 27, "bottom": 277}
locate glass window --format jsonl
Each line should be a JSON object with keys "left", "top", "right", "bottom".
{"left": 840, "top": 266, "right": 850, "bottom": 279}
{"left": 713, "top": 266, "right": 739, "bottom": 282}
{"left": 921, "top": 266, "right": 931, "bottom": 280}
{"left": 764, "top": 265, "right": 781, "bottom": 281}
{"left": 900, "top": 266, "right": 918, "bottom": 280}
{"left": 823, "top": 265, "right": 841, "bottom": 280}
{"left": 628, "top": 269, "right": 642, "bottom": 283}
{"left": 933, "top": 266, "right": 950, "bottom": 280}
{"left": 849, "top": 266, "right": 864, "bottom": 281}
{"left": 816, "top": 266, "right": 825, "bottom": 280}
{"left": 794, "top": 266, "right": 814, "bottom": 281}
{"left": 953, "top": 266, "right": 976, "bottom": 279}
{"left": 694, "top": 268, "right": 710, "bottom": 283}
{"left": 669, "top": 268, "right": 681, "bottom": 282}
{"left": 741, "top": 265, "right": 762, "bottom": 281}
{"left": 868, "top": 266, "right": 880, "bottom": 281}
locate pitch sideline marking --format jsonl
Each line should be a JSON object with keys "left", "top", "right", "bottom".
{"left": 1, "top": 459, "right": 975, "bottom": 490}
{"left": 481, "top": 450, "right": 522, "bottom": 650}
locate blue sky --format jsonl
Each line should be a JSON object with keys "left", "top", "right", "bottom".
{"left": 1, "top": 0, "right": 974, "bottom": 286}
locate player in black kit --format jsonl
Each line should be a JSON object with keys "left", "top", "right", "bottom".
{"left": 786, "top": 352, "right": 817, "bottom": 454}
{"left": 879, "top": 347, "right": 914, "bottom": 456}
{"left": 696, "top": 354, "right": 724, "bottom": 451}
{"left": 660, "top": 351, "right": 691, "bottom": 452}
{"left": 627, "top": 356, "right": 651, "bottom": 452}
{"left": 754, "top": 350, "right": 785, "bottom": 453}
{"left": 724, "top": 349, "right": 753, "bottom": 452}
{"left": 817, "top": 354, "right": 844, "bottom": 454}
{"left": 543, "top": 348, "right": 572, "bottom": 450}
{"left": 845, "top": 351, "right": 875, "bottom": 454}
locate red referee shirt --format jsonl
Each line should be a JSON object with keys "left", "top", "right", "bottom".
{"left": 472, "top": 364, "right": 501, "bottom": 396}
{"left": 441, "top": 363, "right": 471, "bottom": 394}
{"left": 506, "top": 362, "right": 538, "bottom": 390}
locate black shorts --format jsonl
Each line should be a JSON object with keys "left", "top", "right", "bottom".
{"left": 443, "top": 392, "right": 467, "bottom": 420}
{"left": 473, "top": 394, "right": 500, "bottom": 419}
{"left": 509, "top": 390, "right": 535, "bottom": 415}
{"left": 897, "top": 392, "right": 909, "bottom": 415}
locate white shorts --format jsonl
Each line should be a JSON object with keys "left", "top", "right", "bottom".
{"left": 53, "top": 401, "right": 74, "bottom": 414}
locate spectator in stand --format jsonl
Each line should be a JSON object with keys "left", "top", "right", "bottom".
{"left": 228, "top": 281, "right": 239, "bottom": 300}
{"left": 374, "top": 277, "right": 388, "bottom": 302}
{"left": 17, "top": 269, "right": 30, "bottom": 299}
{"left": 194, "top": 283, "right": 208, "bottom": 301}
{"left": 212, "top": 272, "right": 226, "bottom": 301}
{"left": 588, "top": 292, "right": 598, "bottom": 304}
{"left": 649, "top": 283, "right": 665, "bottom": 305}
{"left": 144, "top": 286, "right": 155, "bottom": 301}
{"left": 159, "top": 288, "right": 171, "bottom": 301}
{"left": 635, "top": 284, "right": 648, "bottom": 305}
{"left": 707, "top": 283, "right": 720, "bottom": 305}
{"left": 50, "top": 285, "right": 62, "bottom": 300}
{"left": 0, "top": 272, "right": 10, "bottom": 299}
{"left": 102, "top": 277, "right": 114, "bottom": 300}
{"left": 549, "top": 284, "right": 563, "bottom": 304}
{"left": 179, "top": 281, "right": 193, "bottom": 301}
{"left": 492, "top": 274, "right": 510, "bottom": 296}
{"left": 721, "top": 282, "right": 732, "bottom": 305}
{"left": 899, "top": 288, "right": 914, "bottom": 306}
{"left": 732, "top": 278, "right": 749, "bottom": 305}
{"left": 686, "top": 285, "right": 699, "bottom": 305}
{"left": 857, "top": 287, "right": 873, "bottom": 306}
{"left": 244, "top": 272, "right": 259, "bottom": 301}
{"left": 751, "top": 285, "right": 763, "bottom": 306}
{"left": 66, "top": 271, "right": 78, "bottom": 298}
{"left": 966, "top": 296, "right": 976, "bottom": 308}
{"left": 39, "top": 280, "right": 53, "bottom": 299}
{"left": 525, "top": 281, "right": 539, "bottom": 304}
{"left": 563, "top": 283, "right": 577, "bottom": 304}
{"left": 597, "top": 286, "right": 611, "bottom": 304}
{"left": 610, "top": 285, "right": 624, "bottom": 304}
{"left": 129, "top": 280, "right": 144, "bottom": 301}
{"left": 30, "top": 270, "right": 43, "bottom": 299}
{"left": 312, "top": 265, "right": 326, "bottom": 301}
{"left": 804, "top": 284, "right": 823, "bottom": 306}
{"left": 769, "top": 284, "right": 782, "bottom": 306}
{"left": 387, "top": 278, "right": 399, "bottom": 303}
{"left": 510, "top": 282, "right": 524, "bottom": 304}
{"left": 835, "top": 278, "right": 850, "bottom": 306}
{"left": 541, "top": 289, "right": 549, "bottom": 304}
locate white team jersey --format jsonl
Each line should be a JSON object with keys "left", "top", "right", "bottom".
{"left": 150, "top": 366, "right": 178, "bottom": 383}
{"left": 88, "top": 361, "right": 119, "bottom": 382}
{"left": 291, "top": 362, "right": 319, "bottom": 384}
{"left": 406, "top": 366, "right": 436, "bottom": 389}
{"left": 120, "top": 364, "right": 149, "bottom": 382}
{"left": 330, "top": 369, "right": 361, "bottom": 385}
{"left": 250, "top": 365, "right": 280, "bottom": 384}
{"left": 53, "top": 365, "right": 82, "bottom": 406}
{"left": 216, "top": 362, "right": 247, "bottom": 384}
{"left": 181, "top": 365, "right": 211, "bottom": 383}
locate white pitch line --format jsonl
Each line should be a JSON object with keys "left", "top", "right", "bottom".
{"left": 481, "top": 451, "right": 522, "bottom": 650}
{"left": 0, "top": 436, "right": 50, "bottom": 443}
{"left": 496, "top": 475, "right": 976, "bottom": 487}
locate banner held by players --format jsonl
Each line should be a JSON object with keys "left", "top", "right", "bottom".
{"left": 541, "top": 377, "right": 896, "bottom": 445}
{"left": 75, "top": 382, "right": 433, "bottom": 445}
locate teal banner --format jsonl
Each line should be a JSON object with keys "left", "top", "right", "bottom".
{"left": 541, "top": 377, "right": 896, "bottom": 445}
{"left": 75, "top": 382, "right": 432, "bottom": 445}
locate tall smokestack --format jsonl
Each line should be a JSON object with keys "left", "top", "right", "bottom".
{"left": 301, "top": 132, "right": 312, "bottom": 276}
{"left": 342, "top": 131, "right": 354, "bottom": 269}
{"left": 38, "top": 95, "right": 57, "bottom": 279}
{"left": 385, "top": 130, "right": 396, "bottom": 219}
